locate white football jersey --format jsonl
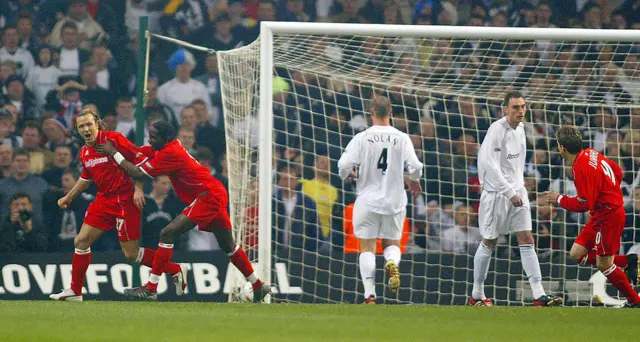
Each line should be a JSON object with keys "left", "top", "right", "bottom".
{"left": 338, "top": 125, "right": 423, "bottom": 215}
{"left": 477, "top": 117, "right": 526, "bottom": 199}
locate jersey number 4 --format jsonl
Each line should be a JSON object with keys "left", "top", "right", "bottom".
{"left": 601, "top": 160, "right": 616, "bottom": 185}
{"left": 377, "top": 148, "right": 388, "bottom": 175}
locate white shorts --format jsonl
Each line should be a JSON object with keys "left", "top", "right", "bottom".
{"left": 352, "top": 199, "right": 405, "bottom": 240}
{"left": 478, "top": 187, "right": 532, "bottom": 240}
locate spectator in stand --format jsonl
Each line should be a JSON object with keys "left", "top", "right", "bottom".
{"left": 157, "top": 49, "right": 212, "bottom": 124}
{"left": 55, "top": 21, "right": 91, "bottom": 77}
{"left": 177, "top": 126, "right": 196, "bottom": 153}
{"left": 582, "top": 1, "right": 603, "bottom": 29}
{"left": 142, "top": 175, "right": 185, "bottom": 250}
{"left": 451, "top": 134, "right": 479, "bottom": 200}
{"left": 1, "top": 75, "right": 41, "bottom": 128}
{"left": 49, "top": 0, "right": 107, "bottom": 50}
{"left": 0, "top": 108, "right": 22, "bottom": 148}
{"left": 191, "top": 99, "right": 225, "bottom": 165}
{"left": 490, "top": 10, "right": 509, "bottom": 27}
{"left": 145, "top": 78, "right": 177, "bottom": 128}
{"left": 194, "top": 54, "right": 223, "bottom": 126}
{"left": 0, "top": 1, "right": 40, "bottom": 28}
{"left": 180, "top": 106, "right": 198, "bottom": 131}
{"left": 440, "top": 205, "right": 481, "bottom": 254}
{"left": 21, "top": 121, "right": 54, "bottom": 174}
{"left": 273, "top": 167, "right": 322, "bottom": 251}
{"left": 40, "top": 145, "right": 74, "bottom": 190}
{"left": 115, "top": 97, "right": 135, "bottom": 137}
{"left": 448, "top": 95, "right": 491, "bottom": 142}
{"left": 300, "top": 155, "right": 338, "bottom": 239}
{"left": 0, "top": 60, "right": 18, "bottom": 90}
{"left": 78, "top": 61, "right": 115, "bottom": 115}
{"left": 91, "top": 44, "right": 126, "bottom": 99}
{"left": 84, "top": 0, "right": 118, "bottom": 39}
{"left": 0, "top": 144, "right": 12, "bottom": 180}
{"left": 227, "top": 0, "right": 253, "bottom": 42}
{"left": 0, "top": 148, "right": 48, "bottom": 229}
{"left": 0, "top": 24, "right": 35, "bottom": 78}
{"left": 16, "top": 12, "right": 38, "bottom": 55}
{"left": 0, "top": 192, "right": 46, "bottom": 253}
{"left": 25, "top": 45, "right": 62, "bottom": 111}
{"left": 44, "top": 78, "right": 85, "bottom": 129}
{"left": 42, "top": 169, "right": 94, "bottom": 252}
{"left": 162, "top": 0, "right": 211, "bottom": 44}
{"left": 245, "top": 0, "right": 277, "bottom": 42}
{"left": 330, "top": 0, "right": 368, "bottom": 24}
{"left": 286, "top": 0, "right": 312, "bottom": 22}
{"left": 437, "top": 1, "right": 458, "bottom": 25}
{"left": 42, "top": 117, "right": 72, "bottom": 152}
{"left": 197, "top": 12, "right": 244, "bottom": 52}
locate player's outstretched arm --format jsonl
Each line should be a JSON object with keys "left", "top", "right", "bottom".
{"left": 58, "top": 178, "right": 92, "bottom": 208}
{"left": 544, "top": 168, "right": 594, "bottom": 213}
{"left": 97, "top": 140, "right": 147, "bottom": 180}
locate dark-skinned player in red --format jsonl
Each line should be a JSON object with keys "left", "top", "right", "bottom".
{"left": 50, "top": 109, "right": 187, "bottom": 301}
{"left": 98, "top": 120, "right": 270, "bottom": 301}
{"left": 544, "top": 126, "right": 640, "bottom": 308}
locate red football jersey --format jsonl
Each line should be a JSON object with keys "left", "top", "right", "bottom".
{"left": 80, "top": 131, "right": 149, "bottom": 197}
{"left": 139, "top": 140, "right": 226, "bottom": 204}
{"left": 558, "top": 148, "right": 624, "bottom": 219}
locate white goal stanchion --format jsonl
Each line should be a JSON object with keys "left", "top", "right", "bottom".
{"left": 217, "top": 23, "right": 640, "bottom": 305}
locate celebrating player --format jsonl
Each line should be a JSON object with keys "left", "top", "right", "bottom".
{"left": 337, "top": 96, "right": 423, "bottom": 304}
{"left": 471, "top": 91, "right": 562, "bottom": 307}
{"left": 97, "top": 120, "right": 270, "bottom": 301}
{"left": 544, "top": 126, "right": 640, "bottom": 308}
{"left": 50, "top": 109, "right": 186, "bottom": 301}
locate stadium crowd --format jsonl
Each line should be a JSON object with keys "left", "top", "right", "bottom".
{"left": 0, "top": 0, "right": 639, "bottom": 268}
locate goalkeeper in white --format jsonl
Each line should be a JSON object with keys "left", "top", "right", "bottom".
{"left": 470, "top": 91, "right": 562, "bottom": 307}
{"left": 338, "top": 96, "right": 423, "bottom": 304}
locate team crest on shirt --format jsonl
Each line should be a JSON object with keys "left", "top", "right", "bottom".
{"left": 85, "top": 156, "right": 109, "bottom": 168}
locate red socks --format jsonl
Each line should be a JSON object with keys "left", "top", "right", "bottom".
{"left": 138, "top": 248, "right": 181, "bottom": 275}
{"left": 228, "top": 246, "right": 262, "bottom": 291}
{"left": 577, "top": 252, "right": 628, "bottom": 268}
{"left": 71, "top": 248, "right": 91, "bottom": 296}
{"left": 603, "top": 264, "right": 640, "bottom": 304}
{"left": 145, "top": 243, "right": 174, "bottom": 293}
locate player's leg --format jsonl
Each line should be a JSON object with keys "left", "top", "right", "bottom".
{"left": 592, "top": 209, "right": 640, "bottom": 307}
{"left": 513, "top": 230, "right": 561, "bottom": 306}
{"left": 124, "top": 214, "right": 197, "bottom": 299}
{"left": 471, "top": 191, "right": 505, "bottom": 306}
{"left": 359, "top": 238, "right": 378, "bottom": 304}
{"left": 118, "top": 201, "right": 187, "bottom": 294}
{"left": 50, "top": 223, "right": 104, "bottom": 301}
{"left": 353, "top": 200, "right": 378, "bottom": 303}
{"left": 380, "top": 209, "right": 404, "bottom": 293}
{"left": 210, "top": 226, "right": 270, "bottom": 302}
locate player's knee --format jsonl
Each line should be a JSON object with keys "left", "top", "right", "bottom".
{"left": 482, "top": 239, "right": 497, "bottom": 249}
{"left": 122, "top": 247, "right": 139, "bottom": 261}
{"left": 596, "top": 258, "right": 613, "bottom": 272}
{"left": 516, "top": 233, "right": 534, "bottom": 245}
{"left": 74, "top": 235, "right": 91, "bottom": 250}
{"left": 159, "top": 226, "right": 175, "bottom": 242}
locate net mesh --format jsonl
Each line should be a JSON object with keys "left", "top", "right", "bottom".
{"left": 217, "top": 31, "right": 640, "bottom": 305}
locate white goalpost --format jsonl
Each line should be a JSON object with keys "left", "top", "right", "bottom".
{"left": 217, "top": 22, "right": 640, "bottom": 305}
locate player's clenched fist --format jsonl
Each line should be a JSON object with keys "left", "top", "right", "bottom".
{"left": 542, "top": 191, "right": 559, "bottom": 204}
{"left": 509, "top": 195, "right": 523, "bottom": 207}
{"left": 58, "top": 196, "right": 72, "bottom": 209}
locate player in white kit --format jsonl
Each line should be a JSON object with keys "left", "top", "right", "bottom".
{"left": 470, "top": 91, "right": 562, "bottom": 307}
{"left": 338, "top": 96, "right": 423, "bottom": 304}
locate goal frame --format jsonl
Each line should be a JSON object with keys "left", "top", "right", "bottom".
{"left": 256, "top": 22, "right": 640, "bottom": 304}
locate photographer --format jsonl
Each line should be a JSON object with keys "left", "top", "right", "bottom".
{"left": 0, "top": 192, "right": 46, "bottom": 253}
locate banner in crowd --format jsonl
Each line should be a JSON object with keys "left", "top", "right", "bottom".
{"left": 0, "top": 251, "right": 618, "bottom": 305}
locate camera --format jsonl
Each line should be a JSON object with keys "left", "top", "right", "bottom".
{"left": 19, "top": 210, "right": 32, "bottom": 222}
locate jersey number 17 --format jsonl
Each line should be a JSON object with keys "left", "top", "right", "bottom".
{"left": 377, "top": 148, "right": 388, "bottom": 175}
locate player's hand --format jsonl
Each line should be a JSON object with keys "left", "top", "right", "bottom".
{"left": 10, "top": 210, "right": 20, "bottom": 224}
{"left": 58, "top": 196, "right": 71, "bottom": 209}
{"left": 510, "top": 195, "right": 523, "bottom": 207}
{"left": 348, "top": 170, "right": 357, "bottom": 180}
{"left": 407, "top": 180, "right": 423, "bottom": 199}
{"left": 542, "top": 191, "right": 560, "bottom": 204}
{"left": 133, "top": 186, "right": 146, "bottom": 210}
{"left": 97, "top": 139, "right": 116, "bottom": 156}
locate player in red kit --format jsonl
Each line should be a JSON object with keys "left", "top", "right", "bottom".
{"left": 544, "top": 126, "right": 640, "bottom": 308}
{"left": 98, "top": 120, "right": 270, "bottom": 301}
{"left": 49, "top": 110, "right": 187, "bottom": 301}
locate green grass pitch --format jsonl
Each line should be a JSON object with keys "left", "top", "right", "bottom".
{"left": 3, "top": 301, "right": 639, "bottom": 341}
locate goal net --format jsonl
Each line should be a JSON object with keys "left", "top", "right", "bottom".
{"left": 217, "top": 23, "right": 640, "bottom": 305}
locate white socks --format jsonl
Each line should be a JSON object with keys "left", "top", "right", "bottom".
{"left": 519, "top": 244, "right": 546, "bottom": 299}
{"left": 383, "top": 245, "right": 401, "bottom": 266}
{"left": 359, "top": 252, "right": 376, "bottom": 299}
{"left": 472, "top": 243, "right": 492, "bottom": 300}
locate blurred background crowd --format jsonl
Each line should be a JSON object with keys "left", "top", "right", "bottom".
{"left": 0, "top": 0, "right": 639, "bottom": 268}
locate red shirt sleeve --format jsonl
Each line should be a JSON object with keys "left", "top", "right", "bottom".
{"left": 139, "top": 147, "right": 180, "bottom": 178}
{"left": 109, "top": 132, "right": 149, "bottom": 166}
{"left": 558, "top": 161, "right": 600, "bottom": 213}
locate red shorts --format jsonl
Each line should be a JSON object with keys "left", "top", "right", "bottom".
{"left": 183, "top": 191, "right": 232, "bottom": 231}
{"left": 84, "top": 195, "right": 141, "bottom": 242}
{"left": 575, "top": 206, "right": 625, "bottom": 256}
